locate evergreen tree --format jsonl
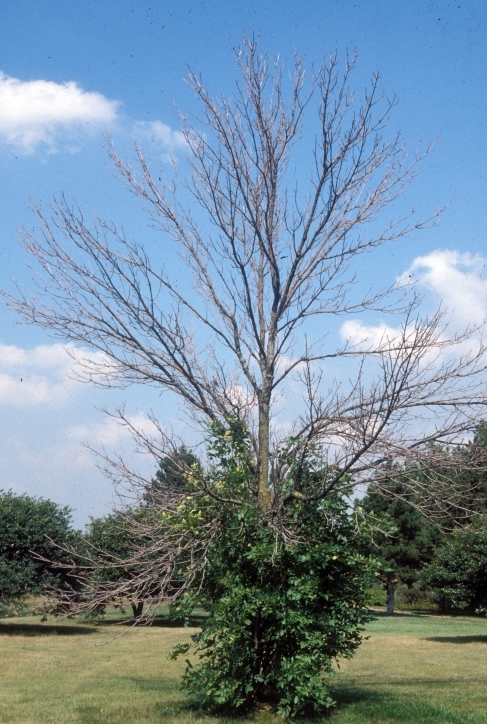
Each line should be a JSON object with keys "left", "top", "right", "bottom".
{"left": 362, "top": 423, "right": 487, "bottom": 613}
{"left": 423, "top": 520, "right": 487, "bottom": 614}
{"left": 361, "top": 473, "right": 445, "bottom": 613}
{"left": 143, "top": 447, "right": 202, "bottom": 505}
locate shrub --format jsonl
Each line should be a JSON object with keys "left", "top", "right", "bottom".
{"left": 170, "top": 424, "right": 376, "bottom": 718}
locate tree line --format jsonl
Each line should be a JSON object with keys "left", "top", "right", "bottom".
{"left": 361, "top": 421, "right": 487, "bottom": 615}
{"left": 3, "top": 423, "right": 487, "bottom": 619}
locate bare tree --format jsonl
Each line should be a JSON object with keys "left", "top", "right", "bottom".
{"left": 5, "top": 39, "right": 487, "bottom": 613}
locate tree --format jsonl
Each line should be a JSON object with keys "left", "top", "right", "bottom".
{"left": 83, "top": 509, "right": 161, "bottom": 621}
{"left": 446, "top": 421, "right": 487, "bottom": 523}
{"left": 0, "top": 490, "right": 79, "bottom": 606}
{"left": 66, "top": 449, "right": 201, "bottom": 621}
{"left": 362, "top": 422, "right": 487, "bottom": 613}
{"left": 422, "top": 520, "right": 487, "bottom": 614}
{"left": 361, "top": 473, "right": 445, "bottom": 613}
{"left": 5, "top": 38, "right": 487, "bottom": 714}
{"left": 143, "top": 446, "right": 202, "bottom": 505}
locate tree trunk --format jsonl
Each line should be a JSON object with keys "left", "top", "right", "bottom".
{"left": 258, "top": 392, "right": 272, "bottom": 511}
{"left": 386, "top": 574, "right": 395, "bottom": 615}
{"left": 131, "top": 600, "right": 144, "bottom": 621}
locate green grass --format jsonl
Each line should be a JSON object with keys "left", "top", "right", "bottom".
{"left": 1, "top": 610, "right": 487, "bottom": 722}
{"left": 329, "top": 612, "right": 487, "bottom": 724}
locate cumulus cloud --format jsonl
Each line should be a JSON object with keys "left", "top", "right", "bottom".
{"left": 0, "top": 342, "right": 74, "bottom": 406}
{"left": 339, "top": 320, "right": 401, "bottom": 349}
{"left": 398, "top": 250, "right": 487, "bottom": 328}
{"left": 0, "top": 342, "right": 70, "bottom": 370}
{"left": 339, "top": 249, "right": 487, "bottom": 362}
{"left": 0, "top": 372, "right": 61, "bottom": 406}
{"left": 0, "top": 71, "right": 189, "bottom": 159}
{"left": 68, "top": 412, "right": 158, "bottom": 448}
{"left": 132, "top": 120, "right": 188, "bottom": 157}
{"left": 0, "top": 342, "right": 109, "bottom": 406}
{"left": 0, "top": 72, "right": 119, "bottom": 153}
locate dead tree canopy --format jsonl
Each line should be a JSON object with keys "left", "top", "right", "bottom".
{"left": 5, "top": 37, "right": 487, "bottom": 529}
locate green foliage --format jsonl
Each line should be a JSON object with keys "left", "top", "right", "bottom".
{"left": 85, "top": 507, "right": 160, "bottom": 619}
{"left": 0, "top": 489, "right": 79, "bottom": 605}
{"left": 361, "top": 424, "right": 487, "bottom": 610}
{"left": 365, "top": 582, "right": 388, "bottom": 607}
{"left": 144, "top": 447, "right": 202, "bottom": 504}
{"left": 422, "top": 520, "right": 487, "bottom": 613}
{"left": 169, "top": 421, "right": 376, "bottom": 718}
{"left": 361, "top": 475, "right": 445, "bottom": 589}
{"left": 394, "top": 582, "right": 437, "bottom": 610}
{"left": 86, "top": 509, "right": 143, "bottom": 584}
{"left": 449, "top": 422, "right": 487, "bottom": 522}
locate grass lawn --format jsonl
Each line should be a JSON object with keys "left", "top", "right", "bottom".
{"left": 1, "top": 610, "right": 487, "bottom": 723}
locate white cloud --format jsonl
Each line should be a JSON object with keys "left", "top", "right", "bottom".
{"left": 0, "top": 342, "right": 74, "bottom": 405}
{"left": 398, "top": 250, "right": 487, "bottom": 328}
{"left": 224, "top": 383, "right": 257, "bottom": 411}
{"left": 68, "top": 412, "right": 158, "bottom": 448}
{"left": 0, "top": 71, "right": 189, "bottom": 159}
{"left": 339, "top": 249, "right": 487, "bottom": 364}
{"left": 0, "top": 372, "right": 63, "bottom": 405}
{"left": 132, "top": 120, "right": 188, "bottom": 156}
{"left": 275, "top": 354, "right": 306, "bottom": 376}
{"left": 0, "top": 342, "right": 109, "bottom": 407}
{"left": 340, "top": 319, "right": 401, "bottom": 349}
{"left": 8, "top": 432, "right": 93, "bottom": 472}
{"left": 339, "top": 317, "right": 450, "bottom": 371}
{"left": 0, "top": 72, "right": 119, "bottom": 153}
{"left": 0, "top": 342, "right": 70, "bottom": 370}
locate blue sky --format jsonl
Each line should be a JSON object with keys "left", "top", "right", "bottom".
{"left": 1, "top": 0, "right": 486, "bottom": 527}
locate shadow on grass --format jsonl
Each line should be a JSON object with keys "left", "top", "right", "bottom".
{"left": 369, "top": 609, "right": 432, "bottom": 619}
{"left": 148, "top": 615, "right": 206, "bottom": 628}
{"left": 1, "top": 612, "right": 207, "bottom": 635}
{"left": 331, "top": 685, "right": 386, "bottom": 709}
{"left": 94, "top": 615, "right": 206, "bottom": 629}
{"left": 0, "top": 622, "right": 99, "bottom": 636}
{"left": 424, "top": 635, "right": 487, "bottom": 644}
{"left": 331, "top": 685, "right": 483, "bottom": 723}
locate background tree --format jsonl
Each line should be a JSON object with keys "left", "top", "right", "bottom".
{"left": 0, "top": 490, "right": 79, "bottom": 608}
{"left": 5, "top": 38, "right": 487, "bottom": 714}
{"left": 362, "top": 422, "right": 487, "bottom": 613}
{"left": 422, "top": 520, "right": 487, "bottom": 614}
{"left": 70, "top": 448, "right": 201, "bottom": 621}
{"left": 361, "top": 473, "right": 445, "bottom": 613}
{"left": 143, "top": 446, "right": 202, "bottom": 505}
{"left": 83, "top": 509, "right": 161, "bottom": 621}
{"left": 446, "top": 422, "right": 487, "bottom": 523}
